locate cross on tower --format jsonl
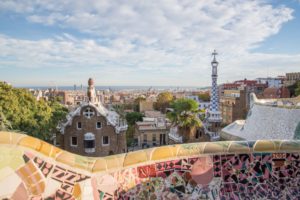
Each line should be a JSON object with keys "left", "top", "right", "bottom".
{"left": 212, "top": 50, "right": 218, "bottom": 61}
{"left": 83, "top": 107, "right": 95, "bottom": 119}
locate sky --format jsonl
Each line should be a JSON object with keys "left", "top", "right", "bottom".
{"left": 0, "top": 0, "right": 300, "bottom": 87}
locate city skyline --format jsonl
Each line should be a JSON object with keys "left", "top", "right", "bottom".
{"left": 1, "top": 0, "right": 300, "bottom": 86}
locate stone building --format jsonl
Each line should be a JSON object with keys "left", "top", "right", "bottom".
{"left": 58, "top": 78, "right": 127, "bottom": 157}
{"left": 135, "top": 117, "right": 169, "bottom": 149}
{"left": 168, "top": 126, "right": 210, "bottom": 144}
{"left": 139, "top": 101, "right": 154, "bottom": 112}
{"left": 220, "top": 88, "right": 247, "bottom": 125}
{"left": 263, "top": 87, "right": 290, "bottom": 99}
{"left": 284, "top": 72, "right": 300, "bottom": 86}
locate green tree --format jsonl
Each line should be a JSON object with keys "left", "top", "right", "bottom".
{"left": 125, "top": 112, "right": 144, "bottom": 147}
{"left": 288, "top": 80, "right": 300, "bottom": 97}
{"left": 0, "top": 107, "right": 12, "bottom": 131}
{"left": 198, "top": 92, "right": 210, "bottom": 102}
{"left": 155, "top": 92, "right": 174, "bottom": 113}
{"left": 112, "top": 104, "right": 126, "bottom": 119}
{"left": 167, "top": 98, "right": 202, "bottom": 142}
{"left": 0, "top": 82, "right": 68, "bottom": 142}
{"left": 125, "top": 112, "right": 144, "bottom": 126}
{"left": 295, "top": 81, "right": 300, "bottom": 96}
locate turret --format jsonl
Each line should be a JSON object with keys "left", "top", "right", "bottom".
{"left": 87, "top": 78, "right": 96, "bottom": 103}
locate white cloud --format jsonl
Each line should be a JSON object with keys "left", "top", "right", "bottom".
{"left": 0, "top": 0, "right": 298, "bottom": 86}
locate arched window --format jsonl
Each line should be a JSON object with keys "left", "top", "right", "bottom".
{"left": 84, "top": 132, "right": 95, "bottom": 153}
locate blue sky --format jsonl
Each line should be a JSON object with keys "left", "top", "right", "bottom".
{"left": 0, "top": 0, "right": 300, "bottom": 87}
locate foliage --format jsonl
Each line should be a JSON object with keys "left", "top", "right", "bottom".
{"left": 295, "top": 81, "right": 300, "bottom": 97}
{"left": 125, "top": 112, "right": 144, "bottom": 147}
{"left": 126, "top": 125, "right": 135, "bottom": 147}
{"left": 167, "top": 98, "right": 203, "bottom": 142}
{"left": 198, "top": 92, "right": 210, "bottom": 102}
{"left": 0, "top": 107, "right": 12, "bottom": 131}
{"left": 288, "top": 80, "right": 300, "bottom": 97}
{"left": 125, "top": 112, "right": 144, "bottom": 126}
{"left": 167, "top": 98, "right": 202, "bottom": 129}
{"left": 0, "top": 82, "right": 68, "bottom": 142}
{"left": 112, "top": 104, "right": 126, "bottom": 119}
{"left": 155, "top": 92, "right": 174, "bottom": 113}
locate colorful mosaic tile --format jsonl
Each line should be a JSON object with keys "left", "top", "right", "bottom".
{"left": 1, "top": 132, "right": 300, "bottom": 199}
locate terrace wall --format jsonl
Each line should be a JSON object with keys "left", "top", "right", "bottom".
{"left": 0, "top": 131, "right": 300, "bottom": 199}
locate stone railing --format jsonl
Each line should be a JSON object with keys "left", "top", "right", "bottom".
{"left": 1, "top": 131, "right": 300, "bottom": 199}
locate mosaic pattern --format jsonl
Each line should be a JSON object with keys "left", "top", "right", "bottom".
{"left": 1, "top": 132, "right": 300, "bottom": 199}
{"left": 210, "top": 51, "right": 219, "bottom": 113}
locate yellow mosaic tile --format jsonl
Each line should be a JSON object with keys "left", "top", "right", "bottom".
{"left": 0, "top": 147, "right": 24, "bottom": 170}
{"left": 73, "top": 183, "right": 81, "bottom": 198}
{"left": 92, "top": 158, "right": 107, "bottom": 172}
{"left": 18, "top": 136, "right": 42, "bottom": 151}
{"left": 37, "top": 141, "right": 53, "bottom": 157}
{"left": 55, "top": 152, "right": 75, "bottom": 167}
{"left": 0, "top": 131, "right": 10, "bottom": 144}
{"left": 49, "top": 146, "right": 63, "bottom": 158}
{"left": 254, "top": 140, "right": 276, "bottom": 152}
{"left": 105, "top": 154, "right": 125, "bottom": 171}
{"left": 30, "top": 180, "right": 45, "bottom": 195}
{"left": 280, "top": 141, "right": 300, "bottom": 152}
{"left": 74, "top": 155, "right": 96, "bottom": 171}
{"left": 177, "top": 143, "right": 206, "bottom": 157}
{"left": 203, "top": 142, "right": 230, "bottom": 154}
{"left": 123, "top": 150, "right": 148, "bottom": 167}
{"left": 151, "top": 146, "right": 177, "bottom": 161}
{"left": 227, "top": 141, "right": 251, "bottom": 153}
{"left": 10, "top": 132, "right": 26, "bottom": 145}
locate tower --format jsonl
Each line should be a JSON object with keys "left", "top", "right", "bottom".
{"left": 87, "top": 78, "right": 97, "bottom": 103}
{"left": 206, "top": 50, "right": 222, "bottom": 140}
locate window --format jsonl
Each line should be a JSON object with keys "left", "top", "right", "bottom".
{"left": 195, "top": 130, "right": 202, "bottom": 139}
{"left": 84, "top": 132, "right": 95, "bottom": 153}
{"left": 102, "top": 136, "right": 109, "bottom": 146}
{"left": 84, "top": 140, "right": 95, "bottom": 148}
{"left": 77, "top": 122, "right": 82, "bottom": 129}
{"left": 83, "top": 107, "right": 95, "bottom": 119}
{"left": 152, "top": 134, "right": 157, "bottom": 146}
{"left": 96, "top": 122, "right": 102, "bottom": 129}
{"left": 143, "top": 134, "right": 147, "bottom": 143}
{"left": 71, "top": 136, "right": 78, "bottom": 146}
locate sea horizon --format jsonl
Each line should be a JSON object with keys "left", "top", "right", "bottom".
{"left": 16, "top": 85, "right": 210, "bottom": 91}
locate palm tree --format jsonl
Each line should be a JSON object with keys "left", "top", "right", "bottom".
{"left": 167, "top": 98, "right": 202, "bottom": 142}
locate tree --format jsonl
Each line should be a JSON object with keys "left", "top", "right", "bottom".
{"left": 155, "top": 92, "right": 174, "bottom": 113}
{"left": 0, "top": 107, "right": 12, "bottom": 131}
{"left": 287, "top": 80, "right": 300, "bottom": 97}
{"left": 198, "top": 92, "right": 210, "bottom": 102}
{"left": 125, "top": 112, "right": 144, "bottom": 126}
{"left": 0, "top": 82, "right": 68, "bottom": 142}
{"left": 125, "top": 112, "right": 144, "bottom": 147}
{"left": 295, "top": 81, "right": 300, "bottom": 96}
{"left": 167, "top": 98, "right": 202, "bottom": 142}
{"left": 112, "top": 104, "right": 126, "bottom": 119}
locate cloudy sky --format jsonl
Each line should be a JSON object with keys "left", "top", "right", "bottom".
{"left": 0, "top": 0, "right": 300, "bottom": 87}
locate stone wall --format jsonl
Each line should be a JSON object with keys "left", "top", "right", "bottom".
{"left": 1, "top": 131, "right": 300, "bottom": 199}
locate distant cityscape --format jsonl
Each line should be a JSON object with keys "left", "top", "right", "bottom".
{"left": 3, "top": 52, "right": 298, "bottom": 158}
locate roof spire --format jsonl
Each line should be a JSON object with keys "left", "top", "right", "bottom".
{"left": 212, "top": 49, "right": 218, "bottom": 62}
